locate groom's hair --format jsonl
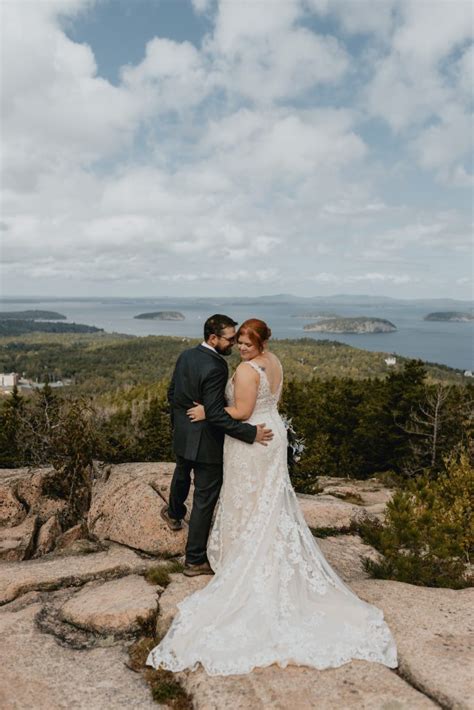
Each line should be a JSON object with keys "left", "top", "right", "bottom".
{"left": 204, "top": 314, "right": 238, "bottom": 341}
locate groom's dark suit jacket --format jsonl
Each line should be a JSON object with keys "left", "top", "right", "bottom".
{"left": 168, "top": 345, "right": 257, "bottom": 464}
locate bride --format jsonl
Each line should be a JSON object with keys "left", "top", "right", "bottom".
{"left": 146, "top": 318, "right": 398, "bottom": 676}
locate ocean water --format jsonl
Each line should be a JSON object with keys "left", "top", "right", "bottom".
{"left": 1, "top": 298, "right": 473, "bottom": 371}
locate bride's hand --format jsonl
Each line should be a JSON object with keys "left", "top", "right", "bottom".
{"left": 187, "top": 401, "right": 206, "bottom": 422}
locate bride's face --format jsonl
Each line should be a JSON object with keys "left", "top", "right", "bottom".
{"left": 237, "top": 334, "right": 260, "bottom": 361}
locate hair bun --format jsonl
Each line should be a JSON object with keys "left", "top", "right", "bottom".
{"left": 236, "top": 318, "right": 272, "bottom": 353}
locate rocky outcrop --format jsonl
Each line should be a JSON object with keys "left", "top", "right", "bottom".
{"left": 0, "top": 484, "right": 26, "bottom": 526}
{"left": 34, "top": 515, "right": 62, "bottom": 557}
{"left": 0, "top": 543, "right": 158, "bottom": 605}
{"left": 0, "top": 601, "right": 157, "bottom": 709}
{"left": 0, "top": 467, "right": 85, "bottom": 561}
{"left": 298, "top": 494, "right": 373, "bottom": 531}
{"left": 1, "top": 464, "right": 392, "bottom": 560}
{"left": 353, "top": 579, "right": 474, "bottom": 710}
{"left": 0, "top": 514, "right": 39, "bottom": 561}
{"left": 1, "top": 462, "right": 470, "bottom": 709}
{"left": 59, "top": 575, "right": 159, "bottom": 635}
{"left": 87, "top": 463, "right": 187, "bottom": 556}
{"left": 317, "top": 535, "right": 380, "bottom": 583}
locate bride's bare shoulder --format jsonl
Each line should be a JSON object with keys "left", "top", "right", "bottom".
{"left": 235, "top": 361, "right": 259, "bottom": 380}
{"left": 266, "top": 352, "right": 283, "bottom": 369}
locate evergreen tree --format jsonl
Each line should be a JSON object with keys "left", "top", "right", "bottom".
{"left": 0, "top": 385, "right": 25, "bottom": 467}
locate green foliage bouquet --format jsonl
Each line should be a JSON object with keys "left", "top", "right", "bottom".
{"left": 281, "top": 414, "right": 306, "bottom": 474}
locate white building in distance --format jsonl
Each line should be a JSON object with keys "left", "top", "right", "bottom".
{"left": 384, "top": 357, "right": 397, "bottom": 366}
{"left": 0, "top": 372, "right": 19, "bottom": 388}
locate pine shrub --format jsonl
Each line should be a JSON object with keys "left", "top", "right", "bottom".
{"left": 359, "top": 448, "right": 473, "bottom": 588}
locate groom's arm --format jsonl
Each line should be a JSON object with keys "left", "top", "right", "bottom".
{"left": 167, "top": 361, "right": 179, "bottom": 428}
{"left": 201, "top": 367, "right": 257, "bottom": 444}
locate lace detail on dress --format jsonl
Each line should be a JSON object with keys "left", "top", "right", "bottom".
{"left": 146, "top": 358, "right": 398, "bottom": 676}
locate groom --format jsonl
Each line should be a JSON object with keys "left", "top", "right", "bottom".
{"left": 161, "top": 314, "right": 273, "bottom": 577}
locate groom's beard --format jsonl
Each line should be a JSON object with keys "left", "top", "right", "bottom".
{"left": 215, "top": 344, "right": 233, "bottom": 356}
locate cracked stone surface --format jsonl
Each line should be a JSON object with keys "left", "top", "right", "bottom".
{"left": 353, "top": 579, "right": 474, "bottom": 710}
{"left": 179, "top": 660, "right": 437, "bottom": 709}
{"left": 0, "top": 601, "right": 159, "bottom": 710}
{"left": 1, "top": 464, "right": 469, "bottom": 710}
{"left": 59, "top": 575, "right": 160, "bottom": 635}
{"left": 0, "top": 543, "right": 159, "bottom": 605}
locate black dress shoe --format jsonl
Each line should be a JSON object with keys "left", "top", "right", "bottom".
{"left": 183, "top": 561, "right": 215, "bottom": 577}
{"left": 160, "top": 505, "right": 183, "bottom": 531}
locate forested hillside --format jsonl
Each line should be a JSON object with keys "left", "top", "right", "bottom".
{"left": 0, "top": 331, "right": 464, "bottom": 395}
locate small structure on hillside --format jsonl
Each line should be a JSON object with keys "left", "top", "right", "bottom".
{"left": 0, "top": 372, "right": 19, "bottom": 389}
{"left": 384, "top": 356, "right": 397, "bottom": 366}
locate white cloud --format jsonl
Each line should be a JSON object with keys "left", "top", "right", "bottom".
{"left": 363, "top": 0, "right": 473, "bottom": 183}
{"left": 1, "top": 0, "right": 142, "bottom": 193}
{"left": 1, "top": 0, "right": 471, "bottom": 299}
{"left": 305, "top": 0, "right": 397, "bottom": 38}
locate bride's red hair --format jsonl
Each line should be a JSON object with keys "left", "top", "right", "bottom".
{"left": 237, "top": 319, "right": 272, "bottom": 352}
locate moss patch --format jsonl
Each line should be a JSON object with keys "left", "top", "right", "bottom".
{"left": 145, "top": 560, "right": 184, "bottom": 588}
{"left": 128, "top": 636, "right": 192, "bottom": 708}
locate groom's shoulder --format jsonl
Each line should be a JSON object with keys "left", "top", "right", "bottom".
{"left": 180, "top": 345, "right": 226, "bottom": 370}
{"left": 179, "top": 344, "right": 216, "bottom": 364}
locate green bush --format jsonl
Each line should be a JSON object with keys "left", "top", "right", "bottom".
{"left": 359, "top": 448, "right": 473, "bottom": 588}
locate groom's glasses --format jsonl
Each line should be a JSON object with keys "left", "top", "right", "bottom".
{"left": 219, "top": 335, "right": 236, "bottom": 344}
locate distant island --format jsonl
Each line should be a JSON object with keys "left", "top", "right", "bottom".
{"left": 304, "top": 317, "right": 397, "bottom": 334}
{"left": 0, "top": 310, "right": 66, "bottom": 320}
{"left": 424, "top": 312, "right": 474, "bottom": 322}
{"left": 0, "top": 320, "right": 103, "bottom": 336}
{"left": 134, "top": 311, "right": 185, "bottom": 321}
{"left": 292, "top": 312, "right": 338, "bottom": 319}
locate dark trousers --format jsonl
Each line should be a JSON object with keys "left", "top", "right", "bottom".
{"left": 168, "top": 455, "right": 223, "bottom": 565}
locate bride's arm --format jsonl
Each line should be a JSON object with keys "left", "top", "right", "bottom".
{"left": 186, "top": 364, "right": 259, "bottom": 421}
{"left": 224, "top": 364, "right": 259, "bottom": 420}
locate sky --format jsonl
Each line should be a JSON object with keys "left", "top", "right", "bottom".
{"left": 1, "top": 0, "right": 473, "bottom": 300}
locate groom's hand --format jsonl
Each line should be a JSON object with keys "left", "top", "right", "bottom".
{"left": 255, "top": 423, "right": 273, "bottom": 446}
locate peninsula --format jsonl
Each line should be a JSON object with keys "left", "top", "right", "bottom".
{"left": 0, "top": 310, "right": 66, "bottom": 320}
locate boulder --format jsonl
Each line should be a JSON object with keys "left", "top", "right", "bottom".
{"left": 353, "top": 579, "right": 474, "bottom": 710}
{"left": 0, "top": 543, "right": 159, "bottom": 605}
{"left": 0, "top": 485, "right": 26, "bottom": 527}
{"left": 317, "top": 535, "right": 380, "bottom": 583}
{"left": 317, "top": 477, "right": 394, "bottom": 507}
{"left": 0, "top": 515, "right": 38, "bottom": 562}
{"left": 34, "top": 515, "right": 62, "bottom": 557}
{"left": 88, "top": 467, "right": 186, "bottom": 556}
{"left": 92, "top": 461, "right": 178, "bottom": 500}
{"left": 0, "top": 602, "right": 157, "bottom": 709}
{"left": 297, "top": 494, "right": 372, "bottom": 531}
{"left": 0, "top": 467, "right": 68, "bottom": 525}
{"left": 55, "top": 522, "right": 88, "bottom": 550}
{"left": 59, "top": 575, "right": 159, "bottom": 635}
{"left": 14, "top": 466, "right": 56, "bottom": 509}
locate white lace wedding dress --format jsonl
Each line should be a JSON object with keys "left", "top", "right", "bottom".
{"left": 147, "top": 360, "right": 398, "bottom": 675}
